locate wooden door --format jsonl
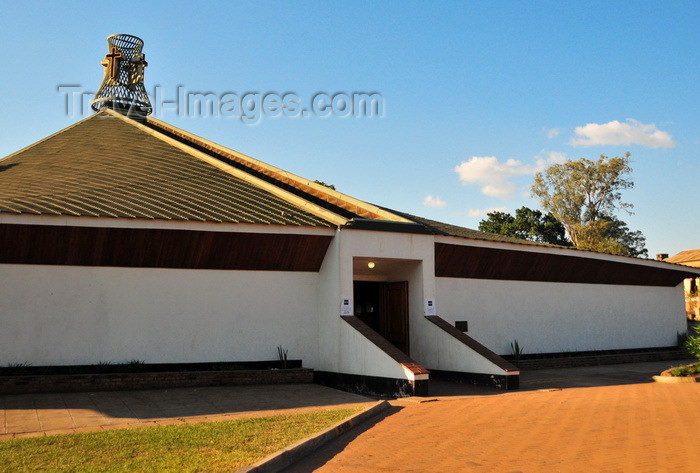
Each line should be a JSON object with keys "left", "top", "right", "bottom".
{"left": 381, "top": 281, "right": 409, "bottom": 355}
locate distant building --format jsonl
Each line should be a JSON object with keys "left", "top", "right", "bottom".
{"left": 665, "top": 249, "right": 700, "bottom": 320}
{"left": 666, "top": 249, "right": 700, "bottom": 269}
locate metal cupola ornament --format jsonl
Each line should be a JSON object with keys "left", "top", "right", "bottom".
{"left": 91, "top": 34, "right": 152, "bottom": 118}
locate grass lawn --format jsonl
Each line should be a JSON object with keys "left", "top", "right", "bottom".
{"left": 0, "top": 407, "right": 363, "bottom": 472}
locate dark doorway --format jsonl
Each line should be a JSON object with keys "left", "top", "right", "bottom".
{"left": 353, "top": 281, "right": 409, "bottom": 355}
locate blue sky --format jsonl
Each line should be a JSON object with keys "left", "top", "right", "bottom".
{"left": 1, "top": 1, "right": 698, "bottom": 257}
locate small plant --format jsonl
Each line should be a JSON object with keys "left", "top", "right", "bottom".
{"left": 510, "top": 340, "right": 525, "bottom": 361}
{"left": 677, "top": 331, "right": 688, "bottom": 347}
{"left": 684, "top": 324, "right": 700, "bottom": 360}
{"left": 669, "top": 363, "right": 700, "bottom": 377}
{"left": 277, "top": 346, "right": 289, "bottom": 369}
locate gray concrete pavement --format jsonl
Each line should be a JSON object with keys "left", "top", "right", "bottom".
{"left": 0, "top": 383, "right": 374, "bottom": 439}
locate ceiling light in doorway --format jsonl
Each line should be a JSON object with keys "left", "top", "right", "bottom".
{"left": 367, "top": 261, "right": 376, "bottom": 269}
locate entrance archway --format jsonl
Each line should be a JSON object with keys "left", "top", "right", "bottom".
{"left": 352, "top": 257, "right": 420, "bottom": 356}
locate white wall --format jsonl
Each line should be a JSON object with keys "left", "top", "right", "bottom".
{"left": 337, "top": 229, "right": 436, "bottom": 299}
{"left": 436, "top": 277, "right": 687, "bottom": 355}
{"left": 316, "top": 232, "right": 343, "bottom": 373}
{"left": 335, "top": 319, "right": 413, "bottom": 380}
{"left": 0, "top": 264, "right": 320, "bottom": 366}
{"left": 315, "top": 231, "right": 411, "bottom": 380}
{"left": 412, "top": 317, "right": 513, "bottom": 374}
{"left": 3, "top": 220, "right": 687, "bottom": 375}
{"left": 315, "top": 229, "right": 434, "bottom": 380}
{"left": 317, "top": 229, "right": 513, "bottom": 379}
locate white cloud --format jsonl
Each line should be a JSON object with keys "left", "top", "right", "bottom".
{"left": 533, "top": 150, "right": 568, "bottom": 170}
{"left": 454, "top": 156, "right": 539, "bottom": 200}
{"left": 546, "top": 151, "right": 567, "bottom": 164}
{"left": 546, "top": 128, "right": 560, "bottom": 139}
{"left": 466, "top": 206, "right": 507, "bottom": 218}
{"left": 423, "top": 195, "right": 446, "bottom": 208}
{"left": 570, "top": 119, "right": 675, "bottom": 148}
{"left": 481, "top": 182, "right": 516, "bottom": 199}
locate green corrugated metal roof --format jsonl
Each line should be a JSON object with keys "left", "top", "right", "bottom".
{"left": 0, "top": 111, "right": 333, "bottom": 227}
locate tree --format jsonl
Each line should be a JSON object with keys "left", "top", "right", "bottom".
{"left": 478, "top": 210, "right": 514, "bottom": 235}
{"left": 478, "top": 206, "right": 571, "bottom": 246}
{"left": 313, "top": 180, "right": 336, "bottom": 190}
{"left": 531, "top": 153, "right": 648, "bottom": 257}
{"left": 574, "top": 216, "right": 647, "bottom": 257}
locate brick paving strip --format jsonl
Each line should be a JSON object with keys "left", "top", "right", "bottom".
{"left": 0, "top": 384, "right": 375, "bottom": 440}
{"left": 284, "top": 383, "right": 700, "bottom": 473}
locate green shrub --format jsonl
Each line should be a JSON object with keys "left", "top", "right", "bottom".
{"left": 670, "top": 363, "right": 700, "bottom": 377}
{"left": 684, "top": 324, "right": 700, "bottom": 360}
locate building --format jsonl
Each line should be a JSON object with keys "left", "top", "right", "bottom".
{"left": 666, "top": 249, "right": 700, "bottom": 320}
{"left": 1, "top": 35, "right": 697, "bottom": 396}
{"left": 666, "top": 249, "right": 700, "bottom": 269}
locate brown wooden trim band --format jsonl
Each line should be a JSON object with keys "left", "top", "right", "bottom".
{"left": 0, "top": 223, "right": 332, "bottom": 271}
{"left": 424, "top": 315, "right": 519, "bottom": 373}
{"left": 435, "top": 243, "right": 694, "bottom": 286}
{"left": 340, "top": 316, "right": 429, "bottom": 376}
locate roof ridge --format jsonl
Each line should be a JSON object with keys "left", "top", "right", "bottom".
{"left": 0, "top": 112, "right": 107, "bottom": 164}
{"left": 102, "top": 109, "right": 348, "bottom": 226}
{"left": 397, "top": 209, "right": 700, "bottom": 268}
{"left": 389, "top": 208, "right": 575, "bottom": 248}
{"left": 144, "top": 116, "right": 412, "bottom": 223}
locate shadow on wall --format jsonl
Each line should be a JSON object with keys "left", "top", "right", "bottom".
{"left": 685, "top": 278, "right": 699, "bottom": 320}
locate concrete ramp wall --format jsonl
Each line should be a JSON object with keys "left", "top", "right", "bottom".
{"left": 416, "top": 316, "right": 519, "bottom": 389}
{"left": 314, "top": 316, "right": 429, "bottom": 397}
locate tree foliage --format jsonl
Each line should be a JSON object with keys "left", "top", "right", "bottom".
{"left": 685, "top": 324, "right": 700, "bottom": 361}
{"left": 478, "top": 206, "right": 571, "bottom": 246}
{"left": 313, "top": 180, "right": 336, "bottom": 190}
{"left": 531, "top": 153, "right": 648, "bottom": 257}
{"left": 575, "top": 216, "right": 647, "bottom": 257}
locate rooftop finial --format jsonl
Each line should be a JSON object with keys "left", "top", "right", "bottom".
{"left": 91, "top": 34, "right": 152, "bottom": 118}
